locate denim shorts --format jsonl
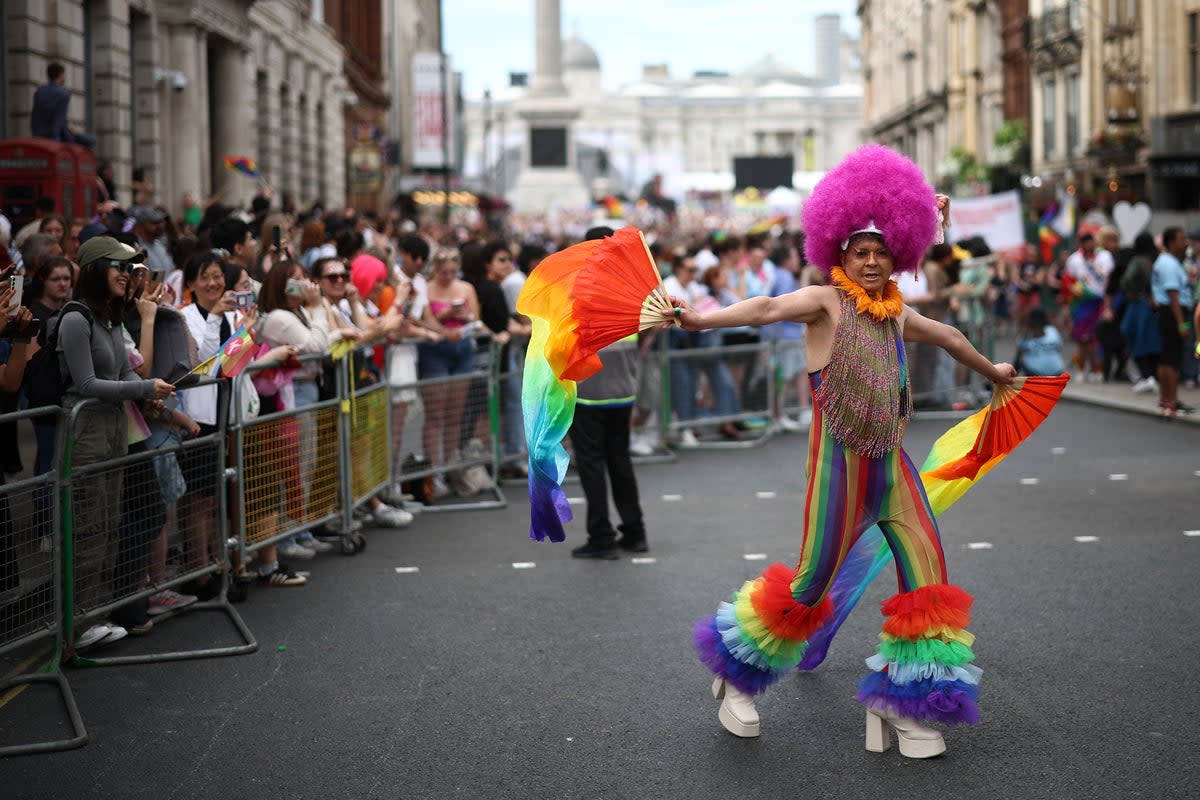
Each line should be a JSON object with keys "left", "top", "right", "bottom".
{"left": 417, "top": 338, "right": 475, "bottom": 379}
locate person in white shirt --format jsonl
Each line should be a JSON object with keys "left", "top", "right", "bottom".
{"left": 1063, "top": 232, "right": 1113, "bottom": 381}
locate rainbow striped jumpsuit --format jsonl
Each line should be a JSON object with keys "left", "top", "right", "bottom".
{"left": 693, "top": 299, "right": 980, "bottom": 726}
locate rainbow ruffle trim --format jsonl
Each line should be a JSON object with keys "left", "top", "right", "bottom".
{"left": 693, "top": 563, "right": 833, "bottom": 695}
{"left": 856, "top": 584, "right": 981, "bottom": 726}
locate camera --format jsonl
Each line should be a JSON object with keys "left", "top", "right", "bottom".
{"left": 232, "top": 291, "right": 255, "bottom": 309}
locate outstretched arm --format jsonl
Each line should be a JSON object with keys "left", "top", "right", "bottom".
{"left": 675, "top": 285, "right": 830, "bottom": 331}
{"left": 902, "top": 305, "right": 1015, "bottom": 385}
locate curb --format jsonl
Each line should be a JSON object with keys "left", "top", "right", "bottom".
{"left": 1060, "top": 387, "right": 1200, "bottom": 426}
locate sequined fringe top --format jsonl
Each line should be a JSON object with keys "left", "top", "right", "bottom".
{"left": 813, "top": 293, "right": 912, "bottom": 458}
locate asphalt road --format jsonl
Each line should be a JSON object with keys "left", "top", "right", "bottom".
{"left": 3, "top": 401, "right": 1199, "bottom": 800}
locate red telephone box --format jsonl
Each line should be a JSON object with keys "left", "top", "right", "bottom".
{"left": 0, "top": 137, "right": 96, "bottom": 226}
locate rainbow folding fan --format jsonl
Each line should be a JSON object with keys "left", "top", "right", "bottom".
{"left": 517, "top": 227, "right": 676, "bottom": 542}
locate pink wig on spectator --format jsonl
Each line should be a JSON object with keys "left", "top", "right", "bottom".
{"left": 350, "top": 253, "right": 388, "bottom": 300}
{"left": 802, "top": 144, "right": 938, "bottom": 274}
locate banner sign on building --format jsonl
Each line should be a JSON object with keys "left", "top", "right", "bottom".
{"left": 946, "top": 190, "right": 1026, "bottom": 252}
{"left": 412, "top": 52, "right": 453, "bottom": 169}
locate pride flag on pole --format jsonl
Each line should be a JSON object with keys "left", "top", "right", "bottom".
{"left": 219, "top": 326, "right": 257, "bottom": 377}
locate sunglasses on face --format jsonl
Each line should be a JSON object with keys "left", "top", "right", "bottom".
{"left": 99, "top": 259, "right": 138, "bottom": 273}
{"left": 322, "top": 272, "right": 349, "bottom": 282}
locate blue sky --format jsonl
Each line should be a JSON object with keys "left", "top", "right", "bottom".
{"left": 444, "top": 0, "right": 860, "bottom": 98}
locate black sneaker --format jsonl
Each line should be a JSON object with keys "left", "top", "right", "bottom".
{"left": 616, "top": 537, "right": 649, "bottom": 553}
{"left": 1175, "top": 400, "right": 1195, "bottom": 414}
{"left": 571, "top": 542, "right": 619, "bottom": 560}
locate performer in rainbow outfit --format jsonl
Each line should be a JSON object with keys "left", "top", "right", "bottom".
{"left": 677, "top": 144, "right": 1017, "bottom": 759}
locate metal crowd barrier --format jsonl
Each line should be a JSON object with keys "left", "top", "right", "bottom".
{"left": 232, "top": 354, "right": 347, "bottom": 557}
{"left": 388, "top": 339, "right": 505, "bottom": 512}
{"left": 63, "top": 383, "right": 256, "bottom": 669}
{"left": 660, "top": 339, "right": 776, "bottom": 449}
{"left": 0, "top": 406, "right": 86, "bottom": 756}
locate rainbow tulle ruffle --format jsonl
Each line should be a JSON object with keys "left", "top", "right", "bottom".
{"left": 856, "top": 584, "right": 980, "bottom": 725}
{"left": 693, "top": 563, "right": 833, "bottom": 695}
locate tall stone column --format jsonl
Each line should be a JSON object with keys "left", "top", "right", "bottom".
{"left": 510, "top": 0, "right": 589, "bottom": 212}
{"left": 166, "top": 24, "right": 206, "bottom": 207}
{"left": 211, "top": 42, "right": 253, "bottom": 206}
{"left": 530, "top": 0, "right": 565, "bottom": 97}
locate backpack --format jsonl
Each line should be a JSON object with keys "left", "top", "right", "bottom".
{"left": 24, "top": 301, "right": 93, "bottom": 409}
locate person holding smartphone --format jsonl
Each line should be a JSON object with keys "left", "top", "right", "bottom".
{"left": 57, "top": 237, "right": 174, "bottom": 650}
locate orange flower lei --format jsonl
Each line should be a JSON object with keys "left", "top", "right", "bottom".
{"left": 830, "top": 266, "right": 905, "bottom": 321}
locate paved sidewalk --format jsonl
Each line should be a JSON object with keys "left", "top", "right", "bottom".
{"left": 1060, "top": 373, "right": 1200, "bottom": 425}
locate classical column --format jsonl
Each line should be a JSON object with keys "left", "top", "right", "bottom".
{"left": 530, "top": 0, "right": 565, "bottom": 97}
{"left": 510, "top": 0, "right": 589, "bottom": 212}
{"left": 166, "top": 24, "right": 206, "bottom": 206}
{"left": 211, "top": 42, "right": 253, "bottom": 206}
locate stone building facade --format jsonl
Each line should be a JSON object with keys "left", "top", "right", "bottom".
{"left": 1, "top": 0, "right": 346, "bottom": 213}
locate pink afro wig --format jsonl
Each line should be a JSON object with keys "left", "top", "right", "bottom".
{"left": 802, "top": 144, "right": 937, "bottom": 274}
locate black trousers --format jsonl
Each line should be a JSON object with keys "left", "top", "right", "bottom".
{"left": 569, "top": 405, "right": 644, "bottom": 544}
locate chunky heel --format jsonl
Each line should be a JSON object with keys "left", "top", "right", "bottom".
{"left": 710, "top": 678, "right": 760, "bottom": 737}
{"left": 864, "top": 709, "right": 890, "bottom": 752}
{"left": 865, "top": 708, "right": 946, "bottom": 758}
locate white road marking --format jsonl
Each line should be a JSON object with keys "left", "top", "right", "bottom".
{"left": 1020, "top": 477, "right": 1040, "bottom": 485}
{"left": 394, "top": 567, "right": 419, "bottom": 574}
{"left": 743, "top": 553, "right": 767, "bottom": 561}
{"left": 512, "top": 562, "right": 536, "bottom": 569}
{"left": 566, "top": 497, "right": 584, "bottom": 505}
{"left": 1109, "top": 474, "right": 1129, "bottom": 481}
{"left": 966, "top": 542, "right": 993, "bottom": 550}
{"left": 1184, "top": 530, "right": 1200, "bottom": 538}
{"left": 1051, "top": 447, "right": 1066, "bottom": 455}
{"left": 662, "top": 494, "right": 683, "bottom": 502}
{"left": 631, "top": 557, "right": 656, "bottom": 565}
{"left": 1074, "top": 536, "right": 1100, "bottom": 543}
{"left": 1195, "top": 470, "right": 1200, "bottom": 478}
{"left": 755, "top": 491, "right": 777, "bottom": 499}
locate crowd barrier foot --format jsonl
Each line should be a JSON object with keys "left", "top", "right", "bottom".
{"left": 0, "top": 668, "right": 88, "bottom": 757}
{"left": 419, "top": 484, "right": 507, "bottom": 514}
{"left": 68, "top": 592, "right": 258, "bottom": 669}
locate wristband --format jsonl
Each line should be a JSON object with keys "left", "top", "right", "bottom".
{"left": 1179, "top": 321, "right": 1193, "bottom": 333}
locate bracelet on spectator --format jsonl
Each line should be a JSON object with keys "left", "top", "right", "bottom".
{"left": 1179, "top": 321, "right": 1193, "bottom": 333}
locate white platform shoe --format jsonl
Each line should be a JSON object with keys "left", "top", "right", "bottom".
{"left": 711, "top": 678, "right": 761, "bottom": 737}
{"left": 864, "top": 708, "right": 946, "bottom": 758}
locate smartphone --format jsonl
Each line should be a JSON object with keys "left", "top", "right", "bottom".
{"left": 232, "top": 290, "right": 255, "bottom": 309}
{"left": 7, "top": 274, "right": 22, "bottom": 318}
{"left": 272, "top": 225, "right": 282, "bottom": 251}
{"left": 284, "top": 278, "right": 306, "bottom": 297}
{"left": 451, "top": 298, "right": 465, "bottom": 310}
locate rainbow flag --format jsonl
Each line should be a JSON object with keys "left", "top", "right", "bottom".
{"left": 219, "top": 326, "right": 256, "bottom": 377}
{"left": 223, "top": 155, "right": 260, "bottom": 179}
{"left": 1038, "top": 204, "right": 1061, "bottom": 265}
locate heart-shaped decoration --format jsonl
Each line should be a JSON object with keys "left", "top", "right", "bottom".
{"left": 1112, "top": 200, "right": 1151, "bottom": 245}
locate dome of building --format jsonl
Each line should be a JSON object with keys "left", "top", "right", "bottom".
{"left": 563, "top": 36, "right": 601, "bottom": 72}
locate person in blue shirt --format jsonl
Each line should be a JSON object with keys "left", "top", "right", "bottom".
{"left": 30, "top": 62, "right": 96, "bottom": 149}
{"left": 1014, "top": 309, "right": 1064, "bottom": 377}
{"left": 1151, "top": 227, "right": 1194, "bottom": 416}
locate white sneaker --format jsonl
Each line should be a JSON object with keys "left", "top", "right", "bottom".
{"left": 1132, "top": 376, "right": 1158, "bottom": 394}
{"left": 777, "top": 415, "right": 802, "bottom": 432}
{"left": 278, "top": 541, "right": 317, "bottom": 560}
{"left": 679, "top": 428, "right": 699, "bottom": 448}
{"left": 372, "top": 503, "right": 414, "bottom": 528}
{"left": 431, "top": 475, "right": 450, "bottom": 499}
{"left": 630, "top": 433, "right": 654, "bottom": 456}
{"left": 297, "top": 532, "right": 335, "bottom": 552}
{"left": 77, "top": 623, "right": 112, "bottom": 649}
{"left": 799, "top": 408, "right": 813, "bottom": 427}
{"left": 1086, "top": 371, "right": 1104, "bottom": 383}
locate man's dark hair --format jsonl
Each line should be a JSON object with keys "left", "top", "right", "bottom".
{"left": 251, "top": 195, "right": 271, "bottom": 215}
{"left": 584, "top": 226, "right": 614, "bottom": 241}
{"left": 210, "top": 216, "right": 251, "bottom": 253}
{"left": 1162, "top": 226, "right": 1185, "bottom": 249}
{"left": 480, "top": 240, "right": 512, "bottom": 269}
{"left": 47, "top": 62, "right": 65, "bottom": 82}
{"left": 36, "top": 196, "right": 56, "bottom": 215}
{"left": 397, "top": 234, "right": 430, "bottom": 263}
